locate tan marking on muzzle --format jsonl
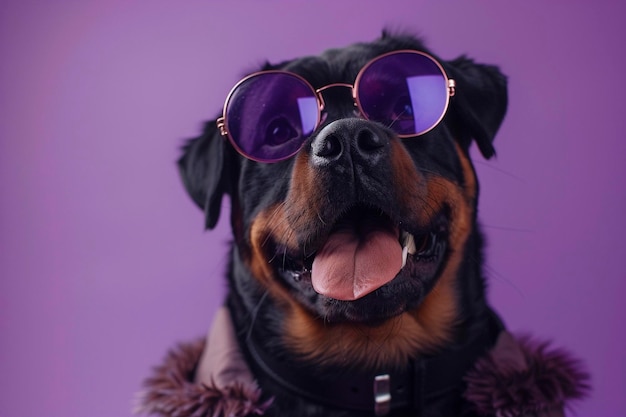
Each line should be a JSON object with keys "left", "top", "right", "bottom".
{"left": 247, "top": 203, "right": 299, "bottom": 301}
{"left": 283, "top": 151, "right": 325, "bottom": 233}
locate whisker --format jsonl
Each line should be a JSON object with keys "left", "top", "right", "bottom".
{"left": 481, "top": 224, "right": 533, "bottom": 233}
{"left": 245, "top": 290, "right": 270, "bottom": 343}
{"left": 471, "top": 159, "right": 525, "bottom": 183}
{"left": 386, "top": 108, "right": 409, "bottom": 130}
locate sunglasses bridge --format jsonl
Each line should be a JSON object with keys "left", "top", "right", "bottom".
{"left": 317, "top": 83, "right": 369, "bottom": 122}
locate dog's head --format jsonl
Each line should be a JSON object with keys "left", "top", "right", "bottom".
{"left": 179, "top": 33, "right": 507, "bottom": 368}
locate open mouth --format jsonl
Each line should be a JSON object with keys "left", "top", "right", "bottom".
{"left": 274, "top": 205, "right": 448, "bottom": 323}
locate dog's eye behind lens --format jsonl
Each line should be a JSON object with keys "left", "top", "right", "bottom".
{"left": 266, "top": 117, "right": 298, "bottom": 146}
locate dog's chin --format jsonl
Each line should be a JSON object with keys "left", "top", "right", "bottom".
{"left": 273, "top": 208, "right": 449, "bottom": 324}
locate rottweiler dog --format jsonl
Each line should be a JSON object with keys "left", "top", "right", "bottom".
{"left": 176, "top": 32, "right": 514, "bottom": 416}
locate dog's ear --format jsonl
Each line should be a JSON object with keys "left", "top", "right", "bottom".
{"left": 443, "top": 57, "right": 508, "bottom": 159}
{"left": 178, "top": 120, "right": 234, "bottom": 229}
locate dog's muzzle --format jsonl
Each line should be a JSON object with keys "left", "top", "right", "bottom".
{"left": 308, "top": 119, "right": 402, "bottom": 301}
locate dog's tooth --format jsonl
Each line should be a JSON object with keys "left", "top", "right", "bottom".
{"left": 405, "top": 233, "right": 417, "bottom": 255}
{"left": 402, "top": 246, "right": 408, "bottom": 268}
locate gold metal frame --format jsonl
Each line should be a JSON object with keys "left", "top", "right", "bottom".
{"left": 217, "top": 50, "right": 455, "bottom": 162}
{"left": 217, "top": 70, "right": 321, "bottom": 162}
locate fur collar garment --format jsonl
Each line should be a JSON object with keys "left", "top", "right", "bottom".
{"left": 136, "top": 308, "right": 588, "bottom": 417}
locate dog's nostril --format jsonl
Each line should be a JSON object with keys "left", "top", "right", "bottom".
{"left": 356, "top": 128, "right": 383, "bottom": 153}
{"left": 311, "top": 120, "right": 387, "bottom": 167}
{"left": 315, "top": 133, "right": 343, "bottom": 158}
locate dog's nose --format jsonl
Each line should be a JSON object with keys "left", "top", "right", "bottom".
{"left": 311, "top": 119, "right": 388, "bottom": 167}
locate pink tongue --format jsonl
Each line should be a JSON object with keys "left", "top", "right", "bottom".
{"left": 311, "top": 223, "right": 402, "bottom": 301}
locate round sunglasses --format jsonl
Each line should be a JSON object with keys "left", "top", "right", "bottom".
{"left": 216, "top": 50, "right": 456, "bottom": 163}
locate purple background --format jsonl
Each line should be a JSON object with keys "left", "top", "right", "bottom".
{"left": 1, "top": 1, "right": 624, "bottom": 416}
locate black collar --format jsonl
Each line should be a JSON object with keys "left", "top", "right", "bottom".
{"left": 244, "top": 309, "right": 503, "bottom": 416}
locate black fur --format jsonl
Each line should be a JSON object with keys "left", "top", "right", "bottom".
{"left": 178, "top": 33, "right": 508, "bottom": 416}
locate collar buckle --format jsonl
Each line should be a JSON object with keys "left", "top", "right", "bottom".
{"left": 374, "top": 374, "right": 391, "bottom": 416}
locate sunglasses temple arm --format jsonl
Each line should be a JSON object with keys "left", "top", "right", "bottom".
{"left": 448, "top": 79, "right": 456, "bottom": 97}
{"left": 216, "top": 117, "right": 228, "bottom": 136}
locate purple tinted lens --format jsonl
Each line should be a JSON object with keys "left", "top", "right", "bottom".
{"left": 357, "top": 52, "right": 448, "bottom": 136}
{"left": 225, "top": 72, "right": 319, "bottom": 161}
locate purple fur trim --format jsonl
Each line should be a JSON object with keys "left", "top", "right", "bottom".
{"left": 464, "top": 334, "right": 590, "bottom": 417}
{"left": 136, "top": 339, "right": 273, "bottom": 417}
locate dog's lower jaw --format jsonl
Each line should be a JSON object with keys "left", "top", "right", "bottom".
{"left": 281, "top": 260, "right": 459, "bottom": 370}
{"left": 230, "top": 242, "right": 455, "bottom": 371}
